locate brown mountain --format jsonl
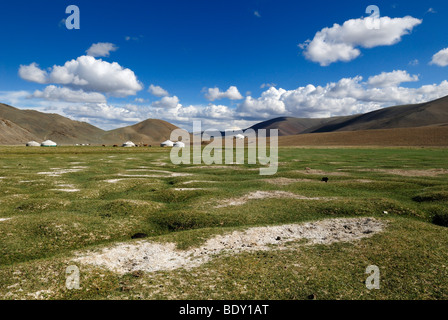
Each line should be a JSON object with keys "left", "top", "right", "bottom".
{"left": 0, "top": 103, "right": 105, "bottom": 144}
{"left": 101, "top": 119, "right": 180, "bottom": 145}
{"left": 303, "top": 95, "right": 448, "bottom": 134}
{"left": 0, "top": 103, "right": 179, "bottom": 145}
{"left": 248, "top": 116, "right": 352, "bottom": 136}
{"left": 0, "top": 118, "right": 37, "bottom": 145}
{"left": 249, "top": 95, "right": 448, "bottom": 136}
{"left": 278, "top": 125, "right": 448, "bottom": 147}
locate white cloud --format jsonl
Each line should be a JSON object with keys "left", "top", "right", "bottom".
{"left": 31, "top": 85, "right": 107, "bottom": 103}
{"left": 367, "top": 70, "right": 419, "bottom": 88}
{"left": 18, "top": 63, "right": 48, "bottom": 84}
{"left": 148, "top": 84, "right": 169, "bottom": 97}
{"left": 430, "top": 48, "right": 448, "bottom": 67}
{"left": 205, "top": 86, "right": 244, "bottom": 101}
{"left": 260, "top": 83, "right": 277, "bottom": 89}
{"left": 409, "top": 59, "right": 419, "bottom": 66}
{"left": 254, "top": 11, "right": 261, "bottom": 18}
{"left": 151, "top": 96, "right": 181, "bottom": 109}
{"left": 19, "top": 56, "right": 143, "bottom": 97}
{"left": 237, "top": 72, "right": 448, "bottom": 120}
{"left": 86, "top": 42, "right": 118, "bottom": 57}
{"left": 300, "top": 16, "right": 422, "bottom": 66}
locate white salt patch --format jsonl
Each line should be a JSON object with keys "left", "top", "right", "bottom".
{"left": 37, "top": 168, "right": 83, "bottom": 177}
{"left": 75, "top": 218, "right": 385, "bottom": 274}
{"left": 216, "top": 191, "right": 333, "bottom": 208}
{"left": 0, "top": 218, "right": 12, "bottom": 222}
{"left": 181, "top": 180, "right": 217, "bottom": 185}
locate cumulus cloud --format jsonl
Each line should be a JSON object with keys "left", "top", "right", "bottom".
{"left": 260, "top": 83, "right": 277, "bottom": 89}
{"left": 151, "top": 96, "right": 181, "bottom": 109}
{"left": 86, "top": 42, "right": 118, "bottom": 57}
{"left": 18, "top": 63, "right": 48, "bottom": 84}
{"left": 205, "top": 86, "right": 244, "bottom": 101}
{"left": 367, "top": 70, "right": 419, "bottom": 88}
{"left": 148, "top": 84, "right": 169, "bottom": 97}
{"left": 237, "top": 72, "right": 448, "bottom": 120}
{"left": 300, "top": 16, "right": 422, "bottom": 66}
{"left": 31, "top": 85, "right": 107, "bottom": 103}
{"left": 430, "top": 48, "right": 448, "bottom": 67}
{"left": 19, "top": 56, "right": 143, "bottom": 97}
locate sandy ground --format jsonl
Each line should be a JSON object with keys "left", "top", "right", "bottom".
{"left": 357, "top": 168, "right": 448, "bottom": 177}
{"left": 37, "top": 168, "right": 84, "bottom": 177}
{"left": 75, "top": 217, "right": 386, "bottom": 274}
{"left": 181, "top": 180, "right": 218, "bottom": 185}
{"left": 215, "top": 191, "right": 333, "bottom": 208}
{"left": 264, "top": 178, "right": 315, "bottom": 185}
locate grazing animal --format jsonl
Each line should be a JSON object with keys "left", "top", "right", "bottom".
{"left": 321, "top": 177, "right": 329, "bottom": 183}
{"left": 113, "top": 144, "right": 118, "bottom": 147}
{"left": 102, "top": 145, "right": 106, "bottom": 147}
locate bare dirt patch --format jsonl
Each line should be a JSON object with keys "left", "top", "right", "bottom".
{"left": 264, "top": 178, "right": 314, "bottom": 185}
{"left": 296, "top": 169, "right": 349, "bottom": 176}
{"left": 358, "top": 168, "right": 448, "bottom": 177}
{"left": 118, "top": 170, "right": 192, "bottom": 178}
{"left": 37, "top": 168, "right": 84, "bottom": 177}
{"left": 181, "top": 180, "right": 217, "bottom": 185}
{"left": 215, "top": 191, "right": 333, "bottom": 208}
{"left": 74, "top": 218, "right": 385, "bottom": 274}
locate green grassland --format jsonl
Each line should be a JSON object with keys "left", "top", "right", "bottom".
{"left": 0, "top": 146, "right": 447, "bottom": 299}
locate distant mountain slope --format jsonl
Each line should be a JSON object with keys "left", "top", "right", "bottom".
{"left": 0, "top": 103, "right": 105, "bottom": 144}
{"left": 0, "top": 103, "right": 179, "bottom": 145}
{"left": 278, "top": 125, "right": 448, "bottom": 147}
{"left": 0, "top": 118, "right": 38, "bottom": 145}
{"left": 304, "top": 95, "right": 448, "bottom": 133}
{"left": 101, "top": 119, "right": 180, "bottom": 145}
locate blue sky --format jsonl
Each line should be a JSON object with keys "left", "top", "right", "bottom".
{"left": 0, "top": 0, "right": 447, "bottom": 130}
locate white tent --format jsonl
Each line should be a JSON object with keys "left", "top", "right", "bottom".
{"left": 26, "top": 141, "right": 40, "bottom": 147}
{"left": 160, "top": 140, "right": 174, "bottom": 147}
{"left": 41, "top": 140, "right": 57, "bottom": 147}
{"left": 173, "top": 141, "right": 185, "bottom": 148}
{"left": 234, "top": 134, "right": 245, "bottom": 140}
{"left": 122, "top": 141, "right": 136, "bottom": 147}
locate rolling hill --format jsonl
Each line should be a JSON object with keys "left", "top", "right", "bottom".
{"left": 1, "top": 94, "right": 448, "bottom": 146}
{"left": 303, "top": 95, "right": 448, "bottom": 133}
{"left": 278, "top": 125, "right": 448, "bottom": 147}
{"left": 0, "top": 103, "right": 179, "bottom": 145}
{"left": 250, "top": 95, "right": 448, "bottom": 136}
{"left": 248, "top": 116, "right": 348, "bottom": 136}
{"left": 101, "top": 119, "right": 180, "bottom": 145}
{"left": 0, "top": 103, "right": 105, "bottom": 144}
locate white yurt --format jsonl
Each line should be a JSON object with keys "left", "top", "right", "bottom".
{"left": 173, "top": 141, "right": 185, "bottom": 148}
{"left": 160, "top": 140, "right": 174, "bottom": 147}
{"left": 122, "top": 141, "right": 136, "bottom": 147}
{"left": 41, "top": 140, "right": 57, "bottom": 147}
{"left": 234, "top": 134, "right": 245, "bottom": 140}
{"left": 26, "top": 141, "right": 40, "bottom": 147}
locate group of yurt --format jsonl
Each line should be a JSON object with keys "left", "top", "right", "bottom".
{"left": 26, "top": 140, "right": 57, "bottom": 147}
